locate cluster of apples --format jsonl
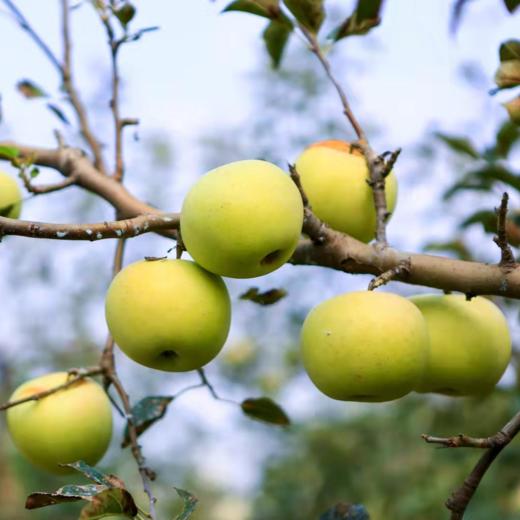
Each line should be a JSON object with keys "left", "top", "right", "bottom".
{"left": 4, "top": 140, "right": 512, "bottom": 477}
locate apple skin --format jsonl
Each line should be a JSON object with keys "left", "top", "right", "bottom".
{"left": 301, "top": 291, "right": 429, "bottom": 402}
{"left": 6, "top": 372, "right": 113, "bottom": 474}
{"left": 180, "top": 160, "right": 304, "bottom": 278}
{"left": 0, "top": 171, "right": 22, "bottom": 218}
{"left": 105, "top": 259, "right": 231, "bottom": 371}
{"left": 295, "top": 140, "right": 397, "bottom": 243}
{"left": 409, "top": 294, "right": 512, "bottom": 396}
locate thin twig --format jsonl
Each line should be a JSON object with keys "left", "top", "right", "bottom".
{"left": 368, "top": 258, "right": 411, "bottom": 290}
{"left": 288, "top": 164, "right": 327, "bottom": 245}
{"left": 60, "top": 0, "right": 106, "bottom": 173}
{"left": 197, "top": 369, "right": 238, "bottom": 405}
{"left": 0, "top": 367, "right": 103, "bottom": 411}
{"left": 18, "top": 172, "right": 77, "bottom": 195}
{"left": 494, "top": 192, "right": 516, "bottom": 268}
{"left": 423, "top": 409, "right": 520, "bottom": 519}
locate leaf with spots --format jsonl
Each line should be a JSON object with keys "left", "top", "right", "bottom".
{"left": 79, "top": 488, "right": 138, "bottom": 519}
{"left": 122, "top": 396, "right": 174, "bottom": 448}
{"left": 64, "top": 461, "right": 124, "bottom": 488}
{"left": 173, "top": 487, "right": 198, "bottom": 520}
{"left": 241, "top": 397, "right": 290, "bottom": 426}
{"left": 26, "top": 484, "right": 105, "bottom": 509}
{"left": 240, "top": 287, "right": 287, "bottom": 305}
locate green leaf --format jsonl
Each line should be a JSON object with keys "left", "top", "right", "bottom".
{"left": 319, "top": 502, "right": 370, "bottom": 520}
{"left": 16, "top": 79, "right": 48, "bottom": 99}
{"left": 25, "top": 484, "right": 106, "bottom": 509}
{"left": 0, "top": 145, "right": 20, "bottom": 160}
{"left": 114, "top": 3, "right": 136, "bottom": 28}
{"left": 222, "top": 0, "right": 279, "bottom": 18}
{"left": 122, "top": 396, "right": 174, "bottom": 448}
{"left": 30, "top": 167, "right": 40, "bottom": 179}
{"left": 328, "top": 0, "right": 383, "bottom": 41}
{"left": 493, "top": 119, "right": 520, "bottom": 158}
{"left": 64, "top": 461, "right": 122, "bottom": 488}
{"left": 504, "top": 0, "right": 520, "bottom": 13}
{"left": 173, "top": 487, "right": 198, "bottom": 520}
{"left": 283, "top": 0, "right": 324, "bottom": 33}
{"left": 240, "top": 287, "right": 287, "bottom": 305}
{"left": 460, "top": 210, "right": 497, "bottom": 233}
{"left": 423, "top": 240, "right": 472, "bottom": 261}
{"left": 435, "top": 132, "right": 480, "bottom": 159}
{"left": 47, "top": 103, "right": 70, "bottom": 125}
{"left": 241, "top": 397, "right": 290, "bottom": 426}
{"left": 499, "top": 40, "right": 520, "bottom": 62}
{"left": 79, "top": 488, "right": 138, "bottom": 519}
{"left": 263, "top": 18, "right": 293, "bottom": 68}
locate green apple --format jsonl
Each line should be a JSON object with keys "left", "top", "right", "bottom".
{"left": 295, "top": 140, "right": 398, "bottom": 243}
{"left": 409, "top": 294, "right": 511, "bottom": 396}
{"left": 0, "top": 171, "right": 22, "bottom": 218}
{"left": 301, "top": 291, "right": 429, "bottom": 402}
{"left": 7, "top": 372, "right": 112, "bottom": 474}
{"left": 180, "top": 160, "right": 304, "bottom": 278}
{"left": 105, "top": 259, "right": 231, "bottom": 371}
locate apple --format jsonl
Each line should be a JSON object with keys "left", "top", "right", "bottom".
{"left": 180, "top": 160, "right": 304, "bottom": 278}
{"left": 295, "top": 140, "right": 398, "bottom": 243}
{"left": 6, "top": 372, "right": 112, "bottom": 474}
{"left": 409, "top": 294, "right": 512, "bottom": 396}
{"left": 300, "top": 291, "right": 429, "bottom": 402}
{"left": 105, "top": 258, "right": 231, "bottom": 371}
{"left": 0, "top": 171, "right": 22, "bottom": 218}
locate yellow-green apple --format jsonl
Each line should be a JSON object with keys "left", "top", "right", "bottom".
{"left": 300, "top": 291, "right": 428, "bottom": 402}
{"left": 295, "top": 140, "right": 398, "bottom": 242}
{"left": 7, "top": 372, "right": 112, "bottom": 474}
{"left": 180, "top": 160, "right": 303, "bottom": 278}
{"left": 0, "top": 171, "right": 22, "bottom": 218}
{"left": 105, "top": 259, "right": 231, "bottom": 371}
{"left": 409, "top": 294, "right": 511, "bottom": 396}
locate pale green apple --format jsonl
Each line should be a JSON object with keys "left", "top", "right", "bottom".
{"left": 410, "top": 294, "right": 511, "bottom": 396}
{"left": 301, "top": 291, "right": 429, "bottom": 402}
{"left": 105, "top": 259, "right": 231, "bottom": 371}
{"left": 180, "top": 160, "right": 304, "bottom": 278}
{"left": 7, "top": 372, "right": 112, "bottom": 474}
{"left": 0, "top": 171, "right": 22, "bottom": 218}
{"left": 295, "top": 140, "right": 397, "bottom": 243}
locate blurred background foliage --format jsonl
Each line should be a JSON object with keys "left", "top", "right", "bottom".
{"left": 0, "top": 0, "right": 519, "bottom": 519}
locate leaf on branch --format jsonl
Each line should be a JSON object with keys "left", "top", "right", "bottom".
{"left": 241, "top": 397, "right": 290, "bottom": 426}
{"left": 64, "top": 461, "right": 124, "bottom": 488}
{"left": 173, "top": 487, "right": 198, "bottom": 520}
{"left": 493, "top": 119, "right": 520, "bottom": 158}
{"left": 435, "top": 132, "right": 481, "bottom": 159}
{"left": 122, "top": 395, "right": 174, "bottom": 448}
{"left": 319, "top": 502, "right": 370, "bottom": 520}
{"left": 0, "top": 145, "right": 20, "bottom": 160}
{"left": 328, "top": 0, "right": 383, "bottom": 42}
{"left": 495, "top": 60, "right": 520, "bottom": 90}
{"left": 423, "top": 240, "right": 472, "bottom": 261}
{"left": 114, "top": 2, "right": 136, "bottom": 29}
{"left": 263, "top": 18, "right": 293, "bottom": 67}
{"left": 503, "top": 0, "right": 520, "bottom": 13}
{"left": 283, "top": 0, "right": 324, "bottom": 34}
{"left": 239, "top": 287, "right": 287, "bottom": 305}
{"left": 499, "top": 39, "right": 520, "bottom": 62}
{"left": 79, "top": 488, "right": 138, "bottom": 519}
{"left": 222, "top": 0, "right": 280, "bottom": 18}
{"left": 26, "top": 484, "right": 105, "bottom": 509}
{"left": 460, "top": 210, "right": 496, "bottom": 232}
{"left": 16, "top": 79, "right": 48, "bottom": 99}
{"left": 47, "top": 103, "right": 71, "bottom": 125}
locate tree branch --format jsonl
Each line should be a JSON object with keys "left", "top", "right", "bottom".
{"left": 494, "top": 192, "right": 516, "bottom": 269}
{"left": 423, "top": 409, "right": 520, "bottom": 519}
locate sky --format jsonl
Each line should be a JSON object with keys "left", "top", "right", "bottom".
{"left": 0, "top": 0, "right": 519, "bottom": 516}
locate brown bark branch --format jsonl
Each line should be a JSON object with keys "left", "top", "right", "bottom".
{"left": 494, "top": 192, "right": 516, "bottom": 268}
{"left": 423, "top": 409, "right": 520, "bottom": 519}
